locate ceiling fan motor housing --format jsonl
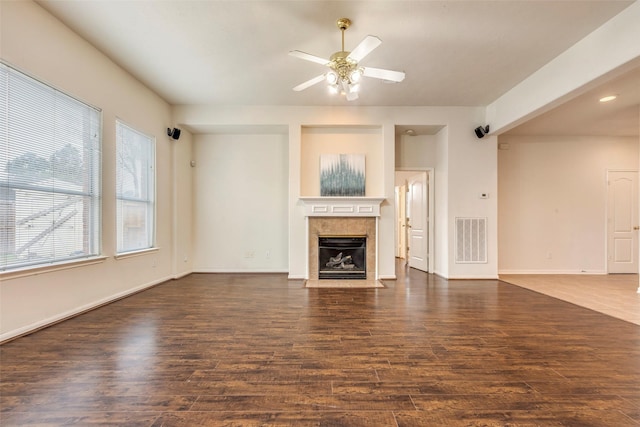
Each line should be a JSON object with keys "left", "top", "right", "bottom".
{"left": 329, "top": 51, "right": 361, "bottom": 84}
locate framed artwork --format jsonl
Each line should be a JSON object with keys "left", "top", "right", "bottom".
{"left": 320, "top": 154, "right": 365, "bottom": 196}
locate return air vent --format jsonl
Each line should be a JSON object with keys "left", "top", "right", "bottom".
{"left": 455, "top": 217, "right": 487, "bottom": 263}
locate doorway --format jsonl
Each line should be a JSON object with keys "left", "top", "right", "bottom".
{"left": 395, "top": 169, "right": 434, "bottom": 272}
{"left": 607, "top": 170, "right": 638, "bottom": 274}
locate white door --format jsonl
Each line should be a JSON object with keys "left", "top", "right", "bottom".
{"left": 607, "top": 170, "right": 638, "bottom": 273}
{"left": 395, "top": 185, "right": 407, "bottom": 259}
{"left": 408, "top": 172, "right": 428, "bottom": 272}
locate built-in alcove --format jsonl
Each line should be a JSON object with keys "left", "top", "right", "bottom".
{"left": 300, "top": 125, "right": 384, "bottom": 197}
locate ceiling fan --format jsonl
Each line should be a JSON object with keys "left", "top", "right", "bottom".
{"left": 289, "top": 18, "right": 405, "bottom": 101}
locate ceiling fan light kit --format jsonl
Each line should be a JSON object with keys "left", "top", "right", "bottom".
{"left": 290, "top": 18, "right": 405, "bottom": 101}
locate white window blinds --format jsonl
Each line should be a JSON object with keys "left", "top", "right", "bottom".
{"left": 115, "top": 120, "right": 155, "bottom": 254}
{"left": 0, "top": 62, "right": 102, "bottom": 272}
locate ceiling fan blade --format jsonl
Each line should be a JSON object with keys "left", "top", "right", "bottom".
{"left": 293, "top": 74, "right": 326, "bottom": 91}
{"left": 339, "top": 80, "right": 359, "bottom": 101}
{"left": 347, "top": 35, "right": 382, "bottom": 62}
{"left": 362, "top": 66, "right": 406, "bottom": 82}
{"left": 289, "top": 50, "right": 330, "bottom": 65}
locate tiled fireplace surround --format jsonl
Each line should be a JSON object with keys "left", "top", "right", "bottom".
{"left": 308, "top": 217, "right": 376, "bottom": 280}
{"left": 301, "top": 198, "right": 384, "bottom": 281}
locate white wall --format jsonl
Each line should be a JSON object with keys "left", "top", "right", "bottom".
{"left": 0, "top": 1, "right": 189, "bottom": 341}
{"left": 172, "top": 131, "right": 194, "bottom": 278}
{"left": 446, "top": 114, "right": 498, "bottom": 279}
{"left": 191, "top": 133, "right": 289, "bottom": 272}
{"left": 498, "top": 135, "right": 638, "bottom": 274}
{"left": 175, "top": 106, "right": 495, "bottom": 280}
{"left": 434, "top": 127, "right": 449, "bottom": 277}
{"left": 395, "top": 134, "right": 438, "bottom": 169}
{"left": 395, "top": 170, "right": 424, "bottom": 186}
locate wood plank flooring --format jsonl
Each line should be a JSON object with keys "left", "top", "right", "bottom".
{"left": 1, "top": 265, "right": 640, "bottom": 426}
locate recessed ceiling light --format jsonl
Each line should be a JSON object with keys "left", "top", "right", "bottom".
{"left": 599, "top": 95, "right": 617, "bottom": 103}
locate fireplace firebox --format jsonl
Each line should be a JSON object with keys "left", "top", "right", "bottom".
{"left": 318, "top": 236, "right": 366, "bottom": 279}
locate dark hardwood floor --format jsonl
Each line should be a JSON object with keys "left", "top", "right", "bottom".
{"left": 1, "top": 263, "right": 639, "bottom": 426}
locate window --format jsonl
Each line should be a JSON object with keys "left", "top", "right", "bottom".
{"left": 115, "top": 120, "right": 155, "bottom": 254}
{"left": 0, "top": 63, "right": 101, "bottom": 272}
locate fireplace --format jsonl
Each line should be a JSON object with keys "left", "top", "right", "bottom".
{"left": 307, "top": 216, "right": 377, "bottom": 281}
{"left": 318, "top": 236, "right": 366, "bottom": 279}
{"left": 300, "top": 197, "right": 383, "bottom": 282}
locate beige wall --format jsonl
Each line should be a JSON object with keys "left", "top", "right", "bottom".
{"left": 0, "top": 1, "right": 192, "bottom": 340}
{"left": 395, "top": 134, "right": 438, "bottom": 170}
{"left": 191, "top": 133, "right": 288, "bottom": 272}
{"left": 498, "top": 135, "right": 639, "bottom": 274}
{"left": 301, "top": 126, "right": 383, "bottom": 196}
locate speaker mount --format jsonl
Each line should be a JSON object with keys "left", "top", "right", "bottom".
{"left": 474, "top": 125, "right": 490, "bottom": 139}
{"left": 167, "top": 127, "right": 181, "bottom": 140}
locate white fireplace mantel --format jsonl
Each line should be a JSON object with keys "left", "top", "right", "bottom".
{"left": 300, "top": 197, "right": 385, "bottom": 217}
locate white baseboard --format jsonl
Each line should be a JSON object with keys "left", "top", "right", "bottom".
{"left": 172, "top": 270, "right": 192, "bottom": 280}
{"left": 431, "top": 270, "right": 498, "bottom": 280}
{"left": 433, "top": 270, "right": 448, "bottom": 279}
{"left": 1, "top": 275, "right": 173, "bottom": 343}
{"left": 378, "top": 274, "right": 397, "bottom": 280}
{"left": 498, "top": 269, "right": 607, "bottom": 275}
{"left": 193, "top": 269, "right": 289, "bottom": 274}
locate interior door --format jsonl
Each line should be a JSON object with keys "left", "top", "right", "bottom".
{"left": 395, "top": 185, "right": 407, "bottom": 259}
{"left": 408, "top": 172, "right": 428, "bottom": 272}
{"left": 607, "top": 170, "right": 638, "bottom": 273}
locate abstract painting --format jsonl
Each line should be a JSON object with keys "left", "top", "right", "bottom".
{"left": 320, "top": 154, "right": 365, "bottom": 196}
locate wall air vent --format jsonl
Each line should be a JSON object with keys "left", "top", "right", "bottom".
{"left": 455, "top": 217, "right": 487, "bottom": 263}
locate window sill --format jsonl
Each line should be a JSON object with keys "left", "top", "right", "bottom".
{"left": 0, "top": 256, "right": 109, "bottom": 281}
{"left": 114, "top": 247, "right": 159, "bottom": 260}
